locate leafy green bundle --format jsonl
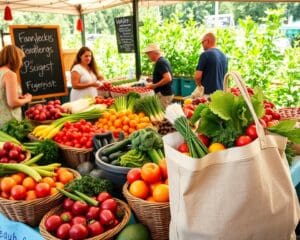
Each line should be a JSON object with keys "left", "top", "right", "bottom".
{"left": 1, "top": 119, "right": 33, "bottom": 142}
{"left": 193, "top": 89, "right": 265, "bottom": 147}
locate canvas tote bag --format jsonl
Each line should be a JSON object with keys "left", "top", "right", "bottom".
{"left": 163, "top": 72, "right": 300, "bottom": 240}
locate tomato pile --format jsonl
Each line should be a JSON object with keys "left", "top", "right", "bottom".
{"left": 44, "top": 193, "right": 122, "bottom": 239}
{"left": 94, "top": 96, "right": 115, "bottom": 107}
{"left": 110, "top": 86, "right": 152, "bottom": 95}
{"left": 97, "top": 82, "right": 112, "bottom": 91}
{"left": 182, "top": 97, "right": 208, "bottom": 119}
{"left": 53, "top": 120, "right": 102, "bottom": 148}
{"left": 25, "top": 100, "right": 66, "bottom": 121}
{"left": 95, "top": 110, "right": 152, "bottom": 137}
{"left": 0, "top": 168, "right": 74, "bottom": 200}
{"left": 0, "top": 142, "right": 28, "bottom": 163}
{"left": 127, "top": 162, "right": 169, "bottom": 203}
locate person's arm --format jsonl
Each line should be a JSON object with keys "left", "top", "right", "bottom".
{"left": 71, "top": 71, "right": 99, "bottom": 89}
{"left": 194, "top": 70, "right": 203, "bottom": 86}
{"left": 148, "top": 72, "right": 172, "bottom": 89}
{"left": 4, "top": 71, "right": 32, "bottom": 108}
{"left": 194, "top": 53, "right": 206, "bottom": 86}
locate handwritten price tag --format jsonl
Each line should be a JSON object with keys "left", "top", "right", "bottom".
{"left": 0, "top": 214, "right": 43, "bottom": 240}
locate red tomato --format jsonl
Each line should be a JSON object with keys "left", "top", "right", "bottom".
{"left": 141, "top": 163, "right": 162, "bottom": 184}
{"left": 86, "top": 206, "right": 100, "bottom": 220}
{"left": 272, "top": 112, "right": 281, "bottom": 120}
{"left": 99, "top": 209, "right": 115, "bottom": 226}
{"left": 71, "top": 216, "right": 87, "bottom": 226}
{"left": 63, "top": 198, "right": 74, "bottom": 211}
{"left": 97, "top": 192, "right": 111, "bottom": 203}
{"left": 265, "top": 108, "right": 274, "bottom": 115}
{"left": 127, "top": 168, "right": 142, "bottom": 184}
{"left": 88, "top": 221, "right": 104, "bottom": 237}
{"left": 101, "top": 198, "right": 117, "bottom": 214}
{"left": 45, "top": 215, "right": 62, "bottom": 232}
{"left": 197, "top": 134, "right": 210, "bottom": 147}
{"left": 262, "top": 114, "right": 273, "bottom": 123}
{"left": 60, "top": 211, "right": 72, "bottom": 222}
{"left": 235, "top": 135, "right": 252, "bottom": 147}
{"left": 56, "top": 223, "right": 71, "bottom": 239}
{"left": 245, "top": 124, "right": 258, "bottom": 140}
{"left": 11, "top": 185, "right": 27, "bottom": 200}
{"left": 35, "top": 182, "right": 51, "bottom": 198}
{"left": 69, "top": 224, "right": 89, "bottom": 240}
{"left": 177, "top": 143, "right": 189, "bottom": 153}
{"left": 72, "top": 201, "right": 89, "bottom": 216}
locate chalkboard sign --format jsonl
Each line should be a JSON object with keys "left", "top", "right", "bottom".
{"left": 9, "top": 25, "right": 67, "bottom": 99}
{"left": 115, "top": 16, "right": 135, "bottom": 53}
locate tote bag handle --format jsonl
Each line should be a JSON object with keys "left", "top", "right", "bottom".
{"left": 223, "top": 72, "right": 267, "bottom": 148}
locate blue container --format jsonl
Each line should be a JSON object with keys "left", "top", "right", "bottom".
{"left": 180, "top": 78, "right": 196, "bottom": 97}
{"left": 171, "top": 78, "right": 181, "bottom": 96}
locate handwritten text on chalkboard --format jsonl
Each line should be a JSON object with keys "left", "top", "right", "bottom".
{"left": 115, "top": 16, "right": 135, "bottom": 53}
{"left": 10, "top": 26, "right": 67, "bottom": 98}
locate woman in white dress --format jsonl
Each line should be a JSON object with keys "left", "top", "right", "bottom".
{"left": 70, "top": 47, "right": 104, "bottom": 101}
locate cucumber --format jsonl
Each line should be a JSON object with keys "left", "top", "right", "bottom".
{"left": 101, "top": 139, "right": 131, "bottom": 156}
{"left": 108, "top": 151, "right": 125, "bottom": 161}
{"left": 110, "top": 159, "right": 120, "bottom": 166}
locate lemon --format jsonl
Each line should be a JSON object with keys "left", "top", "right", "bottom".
{"left": 208, "top": 143, "right": 226, "bottom": 153}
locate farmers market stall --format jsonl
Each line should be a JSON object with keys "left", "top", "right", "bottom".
{"left": 0, "top": 72, "right": 299, "bottom": 239}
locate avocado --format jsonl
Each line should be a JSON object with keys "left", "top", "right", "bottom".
{"left": 116, "top": 223, "right": 151, "bottom": 240}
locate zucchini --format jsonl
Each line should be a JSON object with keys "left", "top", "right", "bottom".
{"left": 110, "top": 159, "right": 120, "bottom": 166}
{"left": 100, "top": 156, "right": 109, "bottom": 163}
{"left": 108, "top": 151, "right": 125, "bottom": 161}
{"left": 101, "top": 139, "right": 131, "bottom": 156}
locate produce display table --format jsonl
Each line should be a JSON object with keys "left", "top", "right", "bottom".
{"left": 0, "top": 156, "right": 298, "bottom": 239}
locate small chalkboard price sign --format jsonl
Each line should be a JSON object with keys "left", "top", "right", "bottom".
{"left": 9, "top": 25, "right": 67, "bottom": 99}
{"left": 114, "top": 16, "right": 135, "bottom": 53}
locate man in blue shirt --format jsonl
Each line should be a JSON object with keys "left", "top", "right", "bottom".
{"left": 194, "top": 32, "right": 228, "bottom": 95}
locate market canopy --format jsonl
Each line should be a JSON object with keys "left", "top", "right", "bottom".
{"left": 0, "top": 0, "right": 299, "bottom": 15}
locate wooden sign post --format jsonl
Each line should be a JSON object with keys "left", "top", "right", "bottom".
{"left": 9, "top": 25, "right": 68, "bottom": 99}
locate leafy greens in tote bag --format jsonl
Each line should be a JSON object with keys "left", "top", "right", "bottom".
{"left": 163, "top": 72, "right": 300, "bottom": 240}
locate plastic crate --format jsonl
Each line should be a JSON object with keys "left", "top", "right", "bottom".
{"left": 180, "top": 78, "right": 196, "bottom": 97}
{"left": 171, "top": 78, "right": 181, "bottom": 96}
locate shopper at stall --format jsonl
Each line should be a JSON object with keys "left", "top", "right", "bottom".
{"left": 70, "top": 46, "right": 104, "bottom": 101}
{"left": 0, "top": 45, "right": 32, "bottom": 127}
{"left": 194, "top": 32, "right": 228, "bottom": 95}
{"left": 144, "top": 43, "right": 174, "bottom": 108}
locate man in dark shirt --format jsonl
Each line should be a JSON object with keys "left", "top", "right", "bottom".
{"left": 144, "top": 43, "right": 174, "bottom": 108}
{"left": 194, "top": 32, "right": 228, "bottom": 95}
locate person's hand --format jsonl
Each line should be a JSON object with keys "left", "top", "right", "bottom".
{"left": 146, "top": 83, "right": 155, "bottom": 89}
{"left": 91, "top": 81, "right": 102, "bottom": 88}
{"left": 20, "top": 93, "right": 32, "bottom": 102}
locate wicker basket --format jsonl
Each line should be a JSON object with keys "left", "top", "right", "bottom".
{"left": 39, "top": 198, "right": 131, "bottom": 240}
{"left": 57, "top": 143, "right": 94, "bottom": 168}
{"left": 123, "top": 182, "right": 170, "bottom": 240}
{"left": 0, "top": 168, "right": 80, "bottom": 227}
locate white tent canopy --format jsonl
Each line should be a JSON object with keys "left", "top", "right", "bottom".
{"left": 1, "top": 0, "right": 299, "bottom": 15}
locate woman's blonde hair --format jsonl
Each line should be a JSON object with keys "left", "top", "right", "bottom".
{"left": 0, "top": 45, "right": 25, "bottom": 72}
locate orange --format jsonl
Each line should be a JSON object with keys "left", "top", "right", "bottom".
{"left": 58, "top": 170, "right": 74, "bottom": 184}
{"left": 11, "top": 174, "right": 23, "bottom": 185}
{"left": 25, "top": 190, "right": 37, "bottom": 201}
{"left": 208, "top": 143, "right": 226, "bottom": 153}
{"left": 55, "top": 182, "right": 64, "bottom": 189}
{"left": 50, "top": 187, "right": 58, "bottom": 195}
{"left": 56, "top": 167, "right": 69, "bottom": 175}
{"left": 1, "top": 191, "right": 10, "bottom": 199}
{"left": 146, "top": 196, "right": 156, "bottom": 202}
{"left": 152, "top": 184, "right": 169, "bottom": 202}
{"left": 1, "top": 177, "right": 16, "bottom": 193}
{"left": 149, "top": 182, "right": 163, "bottom": 194}
{"left": 41, "top": 177, "right": 56, "bottom": 187}
{"left": 22, "top": 177, "right": 36, "bottom": 190}
{"left": 129, "top": 180, "right": 149, "bottom": 199}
